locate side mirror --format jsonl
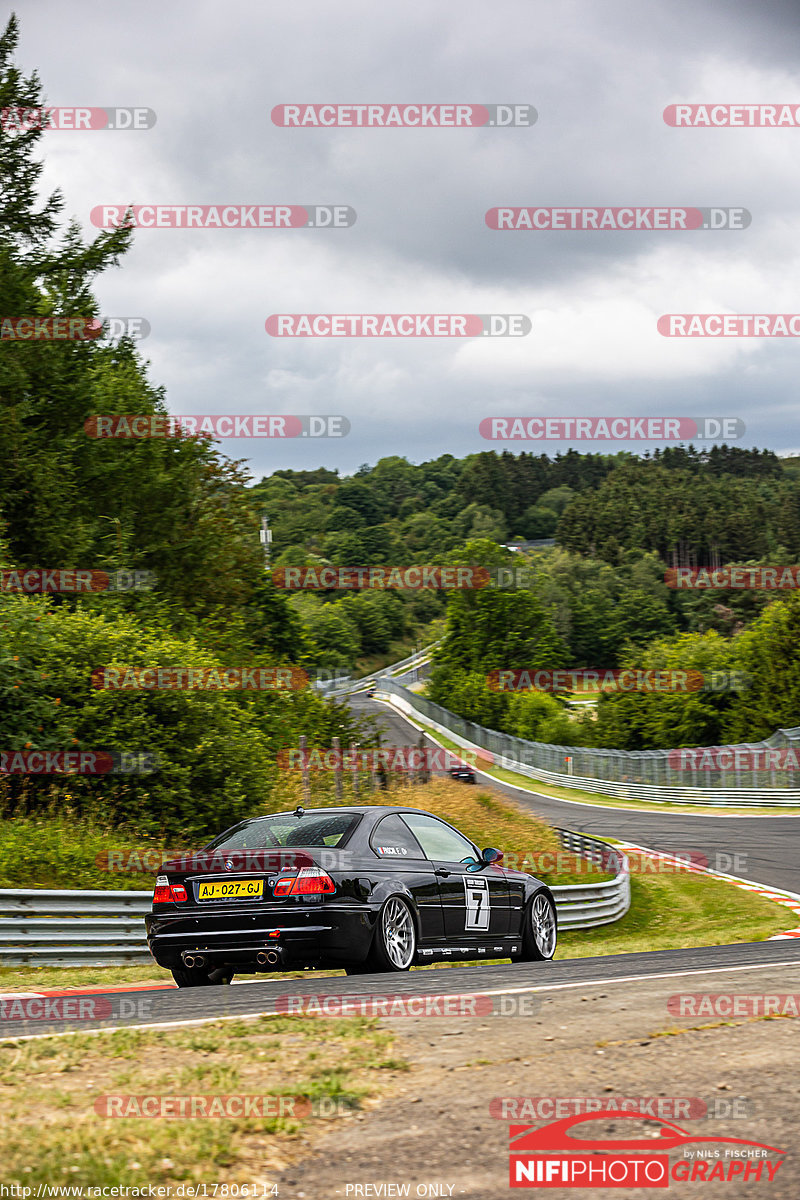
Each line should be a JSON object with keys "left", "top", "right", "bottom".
{"left": 482, "top": 847, "right": 503, "bottom": 865}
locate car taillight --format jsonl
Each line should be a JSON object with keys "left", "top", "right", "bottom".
{"left": 273, "top": 867, "right": 335, "bottom": 896}
{"left": 153, "top": 875, "right": 187, "bottom": 903}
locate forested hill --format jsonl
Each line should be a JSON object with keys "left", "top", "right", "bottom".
{"left": 252, "top": 446, "right": 789, "bottom": 567}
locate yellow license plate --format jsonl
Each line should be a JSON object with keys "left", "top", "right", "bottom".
{"left": 197, "top": 880, "right": 264, "bottom": 901}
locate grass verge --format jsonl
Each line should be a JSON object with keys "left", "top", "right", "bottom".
{"left": 0, "top": 1014, "right": 407, "bottom": 1187}
{"left": 0, "top": 778, "right": 589, "bottom": 890}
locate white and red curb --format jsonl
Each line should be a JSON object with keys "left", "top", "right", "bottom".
{"left": 615, "top": 840, "right": 800, "bottom": 939}
{"left": 0, "top": 981, "right": 174, "bottom": 1001}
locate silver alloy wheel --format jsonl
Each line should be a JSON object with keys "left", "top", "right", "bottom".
{"left": 381, "top": 897, "right": 415, "bottom": 969}
{"left": 531, "top": 893, "right": 556, "bottom": 958}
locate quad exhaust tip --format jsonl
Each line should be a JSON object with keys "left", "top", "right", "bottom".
{"left": 182, "top": 953, "right": 206, "bottom": 968}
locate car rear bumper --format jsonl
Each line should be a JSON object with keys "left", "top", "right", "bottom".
{"left": 145, "top": 902, "right": 376, "bottom": 968}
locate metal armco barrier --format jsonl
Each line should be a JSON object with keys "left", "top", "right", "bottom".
{"left": 318, "top": 642, "right": 439, "bottom": 698}
{"left": 0, "top": 888, "right": 153, "bottom": 966}
{"left": 378, "top": 679, "right": 800, "bottom": 807}
{"left": 551, "top": 831, "right": 630, "bottom": 930}
{"left": 0, "top": 832, "right": 629, "bottom": 964}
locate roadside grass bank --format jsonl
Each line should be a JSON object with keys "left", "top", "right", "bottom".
{"left": 0, "top": 1014, "right": 406, "bottom": 1187}
{"left": 0, "top": 779, "right": 588, "bottom": 890}
{"left": 352, "top": 619, "right": 443, "bottom": 680}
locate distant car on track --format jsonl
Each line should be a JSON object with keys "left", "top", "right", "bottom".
{"left": 145, "top": 804, "right": 557, "bottom": 987}
{"left": 448, "top": 764, "right": 476, "bottom": 784}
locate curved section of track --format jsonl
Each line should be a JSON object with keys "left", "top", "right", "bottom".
{"left": 354, "top": 693, "right": 800, "bottom": 894}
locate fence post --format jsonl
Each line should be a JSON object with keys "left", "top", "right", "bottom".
{"left": 418, "top": 734, "right": 430, "bottom": 784}
{"left": 299, "top": 735, "right": 311, "bottom": 802}
{"left": 332, "top": 737, "right": 343, "bottom": 802}
{"left": 350, "top": 741, "right": 359, "bottom": 798}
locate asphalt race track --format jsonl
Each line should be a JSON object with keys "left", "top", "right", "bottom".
{"left": 352, "top": 692, "right": 800, "bottom": 894}
{"left": 2, "top": 940, "right": 799, "bottom": 1038}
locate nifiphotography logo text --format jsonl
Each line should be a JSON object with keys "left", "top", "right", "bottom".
{"left": 508, "top": 1111, "right": 784, "bottom": 1187}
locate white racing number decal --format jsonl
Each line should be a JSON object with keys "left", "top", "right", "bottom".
{"left": 463, "top": 875, "right": 490, "bottom": 931}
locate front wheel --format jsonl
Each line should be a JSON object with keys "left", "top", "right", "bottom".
{"left": 367, "top": 896, "right": 417, "bottom": 972}
{"left": 171, "top": 965, "right": 235, "bottom": 988}
{"left": 513, "top": 890, "right": 557, "bottom": 961}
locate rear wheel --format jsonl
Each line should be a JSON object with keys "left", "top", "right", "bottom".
{"left": 171, "top": 965, "right": 235, "bottom": 988}
{"left": 367, "top": 896, "right": 417, "bottom": 972}
{"left": 513, "top": 890, "right": 557, "bottom": 961}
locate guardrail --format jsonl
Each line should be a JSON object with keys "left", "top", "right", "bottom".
{"left": 0, "top": 832, "right": 629, "bottom": 964}
{"left": 377, "top": 679, "right": 800, "bottom": 807}
{"left": 374, "top": 643, "right": 437, "bottom": 679}
{"left": 314, "top": 643, "right": 438, "bottom": 698}
{"left": 0, "top": 888, "right": 153, "bottom": 966}
{"left": 551, "top": 830, "right": 630, "bottom": 930}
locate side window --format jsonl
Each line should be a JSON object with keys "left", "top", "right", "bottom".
{"left": 402, "top": 813, "right": 478, "bottom": 863}
{"left": 370, "top": 814, "right": 426, "bottom": 860}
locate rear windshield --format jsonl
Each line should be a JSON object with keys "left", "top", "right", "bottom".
{"left": 204, "top": 812, "right": 360, "bottom": 851}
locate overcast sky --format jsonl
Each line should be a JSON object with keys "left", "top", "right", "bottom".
{"left": 11, "top": 0, "right": 800, "bottom": 479}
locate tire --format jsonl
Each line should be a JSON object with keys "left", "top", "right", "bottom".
{"left": 171, "top": 964, "right": 235, "bottom": 988}
{"left": 366, "top": 896, "right": 417, "bottom": 972}
{"left": 513, "top": 890, "right": 557, "bottom": 961}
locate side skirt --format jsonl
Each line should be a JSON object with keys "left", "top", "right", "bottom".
{"left": 415, "top": 938, "right": 521, "bottom": 964}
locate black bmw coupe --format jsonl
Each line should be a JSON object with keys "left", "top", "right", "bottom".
{"left": 145, "top": 804, "right": 557, "bottom": 986}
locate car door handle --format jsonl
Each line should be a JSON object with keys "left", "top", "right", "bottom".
{"left": 435, "top": 869, "right": 451, "bottom": 877}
